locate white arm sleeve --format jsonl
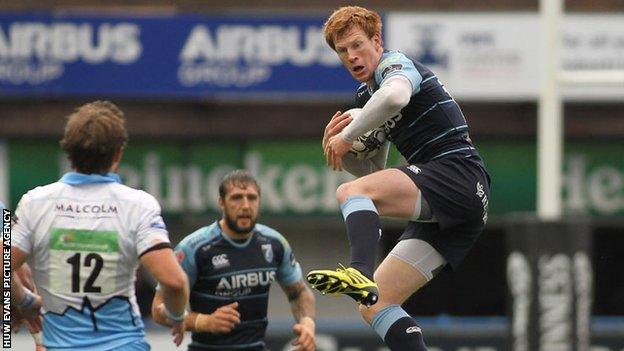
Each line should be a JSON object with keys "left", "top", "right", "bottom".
{"left": 342, "top": 75, "right": 412, "bottom": 143}
{"left": 341, "top": 141, "right": 391, "bottom": 177}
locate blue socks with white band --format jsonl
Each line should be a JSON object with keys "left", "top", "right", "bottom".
{"left": 371, "top": 305, "right": 428, "bottom": 350}
{"left": 340, "top": 195, "right": 381, "bottom": 279}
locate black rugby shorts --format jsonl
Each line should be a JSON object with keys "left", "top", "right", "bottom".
{"left": 396, "top": 154, "right": 491, "bottom": 269}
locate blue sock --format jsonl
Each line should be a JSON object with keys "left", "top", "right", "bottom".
{"left": 371, "top": 305, "right": 428, "bottom": 351}
{"left": 340, "top": 195, "right": 381, "bottom": 279}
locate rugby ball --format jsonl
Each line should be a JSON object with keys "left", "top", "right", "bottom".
{"left": 344, "top": 108, "right": 387, "bottom": 160}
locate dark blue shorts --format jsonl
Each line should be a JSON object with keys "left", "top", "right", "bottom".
{"left": 396, "top": 154, "right": 491, "bottom": 269}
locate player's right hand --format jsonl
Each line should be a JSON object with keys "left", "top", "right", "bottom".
{"left": 19, "top": 291, "right": 43, "bottom": 333}
{"left": 322, "top": 111, "right": 353, "bottom": 151}
{"left": 196, "top": 302, "right": 241, "bottom": 333}
{"left": 292, "top": 316, "right": 316, "bottom": 351}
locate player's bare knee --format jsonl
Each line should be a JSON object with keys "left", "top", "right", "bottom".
{"left": 373, "top": 270, "right": 382, "bottom": 283}
{"left": 336, "top": 181, "right": 376, "bottom": 204}
{"left": 336, "top": 182, "right": 355, "bottom": 203}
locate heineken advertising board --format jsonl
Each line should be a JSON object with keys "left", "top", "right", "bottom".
{"left": 4, "top": 140, "right": 624, "bottom": 217}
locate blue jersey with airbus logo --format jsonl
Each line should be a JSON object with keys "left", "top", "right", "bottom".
{"left": 355, "top": 50, "right": 478, "bottom": 164}
{"left": 175, "top": 221, "right": 302, "bottom": 351}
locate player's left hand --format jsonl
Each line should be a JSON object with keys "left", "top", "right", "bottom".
{"left": 291, "top": 316, "right": 315, "bottom": 351}
{"left": 325, "top": 133, "right": 352, "bottom": 171}
{"left": 154, "top": 303, "right": 186, "bottom": 346}
{"left": 169, "top": 319, "right": 185, "bottom": 347}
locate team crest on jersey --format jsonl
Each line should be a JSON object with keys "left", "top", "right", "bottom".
{"left": 261, "top": 244, "right": 273, "bottom": 263}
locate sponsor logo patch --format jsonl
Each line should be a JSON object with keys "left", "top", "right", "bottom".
{"left": 407, "top": 165, "right": 422, "bottom": 175}
{"left": 216, "top": 271, "right": 276, "bottom": 291}
{"left": 381, "top": 64, "right": 403, "bottom": 79}
{"left": 476, "top": 181, "right": 489, "bottom": 224}
{"left": 406, "top": 326, "right": 422, "bottom": 334}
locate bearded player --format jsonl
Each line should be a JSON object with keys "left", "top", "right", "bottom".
{"left": 152, "top": 170, "right": 316, "bottom": 351}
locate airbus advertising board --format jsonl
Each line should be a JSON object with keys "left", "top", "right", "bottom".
{"left": 1, "top": 12, "right": 623, "bottom": 100}
{"left": 0, "top": 13, "right": 354, "bottom": 98}
{"left": 3, "top": 140, "right": 624, "bottom": 217}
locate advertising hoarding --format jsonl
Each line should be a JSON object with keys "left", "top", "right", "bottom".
{"left": 5, "top": 140, "right": 624, "bottom": 217}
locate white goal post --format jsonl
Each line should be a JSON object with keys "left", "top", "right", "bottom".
{"left": 538, "top": 0, "right": 624, "bottom": 220}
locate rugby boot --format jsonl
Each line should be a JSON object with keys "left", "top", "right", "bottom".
{"left": 306, "top": 264, "right": 379, "bottom": 307}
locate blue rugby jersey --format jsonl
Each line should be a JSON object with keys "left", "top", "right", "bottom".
{"left": 175, "top": 221, "right": 302, "bottom": 350}
{"left": 355, "top": 50, "right": 479, "bottom": 164}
